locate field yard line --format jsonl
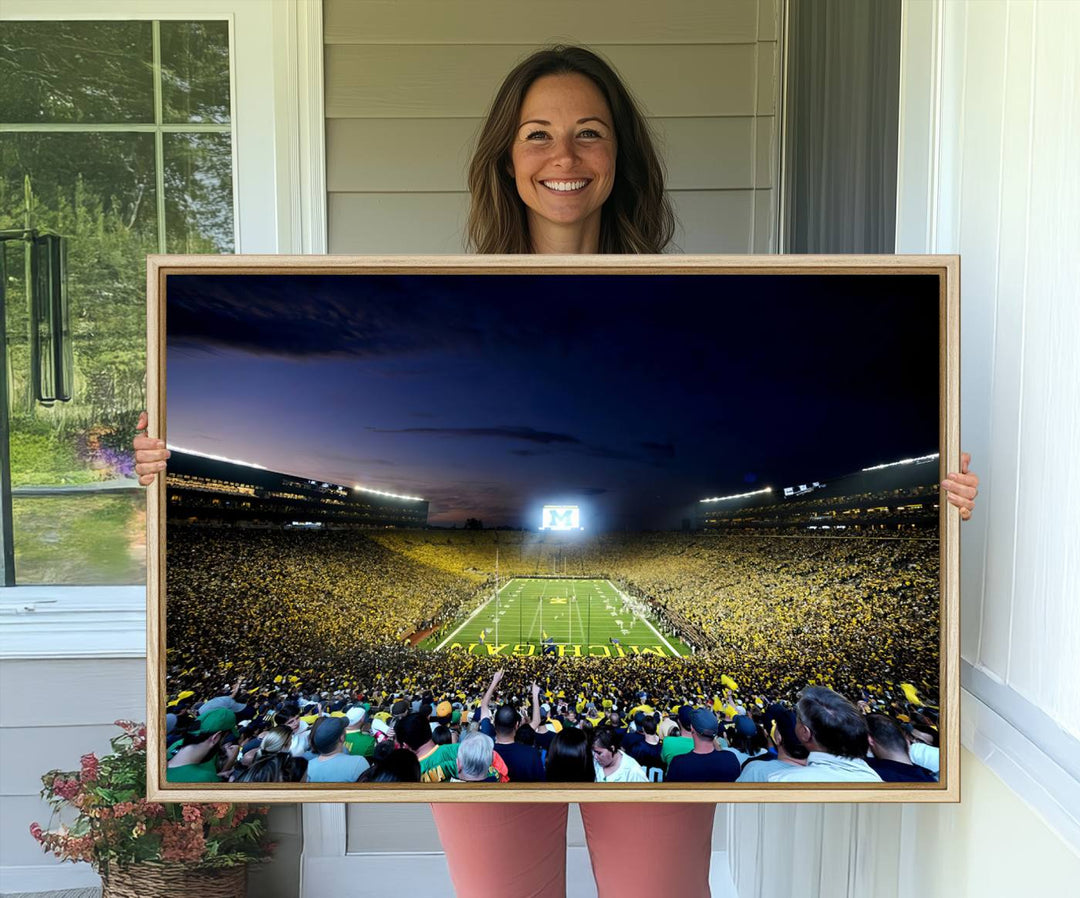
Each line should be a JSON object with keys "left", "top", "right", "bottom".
{"left": 573, "top": 581, "right": 587, "bottom": 643}
{"left": 526, "top": 588, "right": 543, "bottom": 642}
{"left": 435, "top": 578, "right": 518, "bottom": 650}
{"left": 606, "top": 580, "right": 682, "bottom": 657}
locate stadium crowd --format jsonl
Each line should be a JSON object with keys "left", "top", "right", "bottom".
{"left": 166, "top": 668, "right": 941, "bottom": 786}
{"left": 164, "top": 526, "right": 942, "bottom": 786}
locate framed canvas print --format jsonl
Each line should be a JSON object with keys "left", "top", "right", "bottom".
{"left": 145, "top": 254, "right": 960, "bottom": 803}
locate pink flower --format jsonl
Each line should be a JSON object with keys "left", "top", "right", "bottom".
{"left": 80, "top": 753, "right": 100, "bottom": 782}
{"left": 52, "top": 777, "right": 80, "bottom": 801}
{"left": 181, "top": 805, "right": 202, "bottom": 824}
{"left": 160, "top": 822, "right": 206, "bottom": 863}
{"left": 29, "top": 822, "right": 43, "bottom": 843}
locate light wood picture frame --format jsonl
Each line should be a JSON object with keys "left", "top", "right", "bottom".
{"left": 145, "top": 254, "right": 960, "bottom": 804}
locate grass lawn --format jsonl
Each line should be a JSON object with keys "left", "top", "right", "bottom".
{"left": 422, "top": 577, "right": 692, "bottom": 658}
{"left": 12, "top": 492, "right": 146, "bottom": 584}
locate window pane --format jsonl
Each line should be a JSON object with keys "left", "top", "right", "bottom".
{"left": 2, "top": 132, "right": 157, "bottom": 584}
{"left": 160, "top": 21, "right": 232, "bottom": 124}
{"left": 12, "top": 494, "right": 145, "bottom": 585}
{"left": 0, "top": 22, "right": 154, "bottom": 124}
{"left": 164, "top": 133, "right": 235, "bottom": 253}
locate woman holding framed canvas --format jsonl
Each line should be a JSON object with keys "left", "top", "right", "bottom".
{"left": 136, "top": 45, "right": 979, "bottom": 898}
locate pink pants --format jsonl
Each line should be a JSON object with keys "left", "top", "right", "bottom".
{"left": 431, "top": 802, "right": 716, "bottom": 898}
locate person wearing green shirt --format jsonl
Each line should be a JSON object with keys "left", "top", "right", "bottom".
{"left": 166, "top": 708, "right": 239, "bottom": 783}
{"left": 660, "top": 706, "right": 696, "bottom": 769}
{"left": 397, "top": 711, "right": 459, "bottom": 783}
{"left": 343, "top": 706, "right": 376, "bottom": 758}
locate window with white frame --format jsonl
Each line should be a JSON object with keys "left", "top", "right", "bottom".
{"left": 0, "top": 19, "right": 235, "bottom": 585}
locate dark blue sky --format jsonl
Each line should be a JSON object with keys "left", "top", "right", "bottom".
{"left": 166, "top": 273, "right": 940, "bottom": 529}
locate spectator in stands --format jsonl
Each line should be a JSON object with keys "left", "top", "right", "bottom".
{"left": 304, "top": 716, "right": 370, "bottom": 783}
{"left": 666, "top": 709, "right": 740, "bottom": 783}
{"left": 358, "top": 748, "right": 421, "bottom": 783}
{"left": 620, "top": 710, "right": 646, "bottom": 756}
{"left": 397, "top": 711, "right": 459, "bottom": 783}
{"left": 660, "top": 705, "right": 695, "bottom": 768}
{"left": 431, "top": 724, "right": 454, "bottom": 746}
{"left": 866, "top": 715, "right": 936, "bottom": 782}
{"left": 485, "top": 704, "right": 545, "bottom": 781}
{"left": 343, "top": 706, "right": 375, "bottom": 758}
{"left": 479, "top": 672, "right": 545, "bottom": 781}
{"left": 724, "top": 714, "right": 763, "bottom": 766}
{"left": 533, "top": 704, "right": 559, "bottom": 752}
{"left": 235, "top": 726, "right": 307, "bottom": 783}
{"left": 514, "top": 722, "right": 538, "bottom": 746}
{"left": 592, "top": 725, "right": 648, "bottom": 783}
{"left": 627, "top": 715, "right": 663, "bottom": 772}
{"left": 769, "top": 686, "right": 882, "bottom": 782}
{"left": 166, "top": 708, "right": 240, "bottom": 783}
{"left": 198, "top": 680, "right": 249, "bottom": 717}
{"left": 545, "top": 728, "right": 596, "bottom": 782}
{"left": 737, "top": 705, "right": 809, "bottom": 783}
{"left": 908, "top": 738, "right": 940, "bottom": 779}
{"left": 451, "top": 732, "right": 502, "bottom": 782}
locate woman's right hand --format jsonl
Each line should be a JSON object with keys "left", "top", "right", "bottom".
{"left": 133, "top": 411, "right": 171, "bottom": 486}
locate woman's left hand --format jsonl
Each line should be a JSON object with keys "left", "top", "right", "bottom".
{"left": 941, "top": 451, "right": 979, "bottom": 521}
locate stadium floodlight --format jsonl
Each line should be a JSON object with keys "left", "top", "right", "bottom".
{"left": 699, "top": 486, "right": 773, "bottom": 503}
{"left": 353, "top": 485, "right": 425, "bottom": 502}
{"left": 171, "top": 446, "right": 268, "bottom": 469}
{"left": 861, "top": 452, "right": 939, "bottom": 472}
{"left": 539, "top": 505, "right": 582, "bottom": 531}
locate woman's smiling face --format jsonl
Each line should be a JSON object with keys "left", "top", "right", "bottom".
{"left": 509, "top": 73, "right": 616, "bottom": 244}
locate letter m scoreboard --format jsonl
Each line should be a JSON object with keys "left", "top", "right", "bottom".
{"left": 540, "top": 505, "right": 582, "bottom": 531}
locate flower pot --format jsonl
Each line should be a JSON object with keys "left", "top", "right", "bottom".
{"left": 101, "top": 861, "right": 247, "bottom": 898}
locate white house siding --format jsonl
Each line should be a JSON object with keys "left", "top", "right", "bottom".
{"left": 324, "top": 0, "right": 781, "bottom": 254}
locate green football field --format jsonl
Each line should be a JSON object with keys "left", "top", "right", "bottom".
{"left": 428, "top": 578, "right": 692, "bottom": 659}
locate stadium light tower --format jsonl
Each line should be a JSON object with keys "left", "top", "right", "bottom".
{"left": 539, "top": 504, "right": 582, "bottom": 531}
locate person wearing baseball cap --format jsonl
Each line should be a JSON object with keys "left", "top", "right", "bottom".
{"left": 166, "top": 708, "right": 239, "bottom": 783}
{"left": 724, "top": 714, "right": 762, "bottom": 766}
{"left": 665, "top": 709, "right": 740, "bottom": 783}
{"left": 344, "top": 706, "right": 376, "bottom": 759}
{"left": 305, "top": 716, "right": 370, "bottom": 783}
{"left": 737, "top": 705, "right": 809, "bottom": 783}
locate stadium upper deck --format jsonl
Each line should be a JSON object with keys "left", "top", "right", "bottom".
{"left": 166, "top": 450, "right": 428, "bottom": 528}
{"left": 697, "top": 456, "right": 940, "bottom": 531}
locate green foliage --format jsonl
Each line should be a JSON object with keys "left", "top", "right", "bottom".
{"left": 12, "top": 493, "right": 145, "bottom": 585}
{"left": 1, "top": 158, "right": 150, "bottom": 483}
{"left": 8, "top": 429, "right": 93, "bottom": 485}
{"left": 2, "top": 21, "right": 234, "bottom": 494}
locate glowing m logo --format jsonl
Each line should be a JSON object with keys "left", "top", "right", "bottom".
{"left": 547, "top": 509, "right": 573, "bottom": 528}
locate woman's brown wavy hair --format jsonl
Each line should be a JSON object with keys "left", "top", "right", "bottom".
{"left": 466, "top": 46, "right": 675, "bottom": 254}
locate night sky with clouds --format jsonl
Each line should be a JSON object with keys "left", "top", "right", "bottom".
{"left": 166, "top": 272, "right": 939, "bottom": 530}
